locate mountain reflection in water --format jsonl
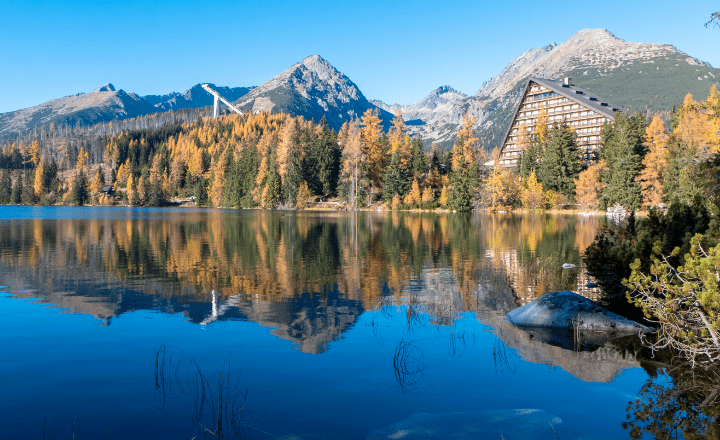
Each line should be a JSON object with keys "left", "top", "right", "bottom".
{"left": 0, "top": 208, "right": 605, "bottom": 354}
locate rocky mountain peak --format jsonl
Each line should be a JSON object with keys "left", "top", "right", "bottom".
{"left": 93, "top": 83, "right": 116, "bottom": 93}
{"left": 475, "top": 28, "right": 685, "bottom": 100}
{"left": 234, "top": 55, "right": 389, "bottom": 130}
{"left": 434, "top": 85, "right": 460, "bottom": 95}
{"left": 300, "top": 54, "right": 331, "bottom": 71}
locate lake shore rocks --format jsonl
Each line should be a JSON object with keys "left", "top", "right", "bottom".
{"left": 506, "top": 291, "right": 651, "bottom": 333}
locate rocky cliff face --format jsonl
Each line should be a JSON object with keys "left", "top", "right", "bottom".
{"left": 235, "top": 54, "right": 393, "bottom": 130}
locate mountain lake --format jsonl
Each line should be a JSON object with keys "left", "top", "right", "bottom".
{"left": 0, "top": 207, "right": 677, "bottom": 439}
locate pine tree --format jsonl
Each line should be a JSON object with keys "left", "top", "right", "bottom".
{"left": 21, "top": 170, "right": 35, "bottom": 205}
{"left": 0, "top": 169, "right": 11, "bottom": 204}
{"left": 10, "top": 171, "right": 22, "bottom": 204}
{"left": 411, "top": 136, "right": 428, "bottom": 177}
{"left": 194, "top": 178, "right": 208, "bottom": 206}
{"left": 382, "top": 151, "right": 410, "bottom": 203}
{"left": 148, "top": 154, "right": 165, "bottom": 206}
{"left": 538, "top": 123, "right": 581, "bottom": 201}
{"left": 314, "top": 118, "right": 340, "bottom": 196}
{"left": 446, "top": 115, "right": 480, "bottom": 212}
{"left": 600, "top": 113, "right": 647, "bottom": 210}
{"left": 262, "top": 154, "right": 282, "bottom": 208}
{"left": 69, "top": 172, "right": 88, "bottom": 206}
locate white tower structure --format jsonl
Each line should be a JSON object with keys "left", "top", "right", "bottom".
{"left": 201, "top": 84, "right": 244, "bottom": 118}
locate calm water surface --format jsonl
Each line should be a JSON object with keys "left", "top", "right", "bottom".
{"left": 0, "top": 207, "right": 663, "bottom": 439}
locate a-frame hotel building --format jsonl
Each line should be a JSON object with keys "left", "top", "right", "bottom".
{"left": 496, "top": 77, "right": 622, "bottom": 168}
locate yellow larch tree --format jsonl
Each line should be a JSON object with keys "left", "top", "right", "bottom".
{"left": 29, "top": 140, "right": 41, "bottom": 167}
{"left": 209, "top": 152, "right": 226, "bottom": 207}
{"left": 360, "top": 109, "right": 385, "bottom": 189}
{"left": 90, "top": 168, "right": 104, "bottom": 194}
{"left": 403, "top": 192, "right": 414, "bottom": 207}
{"left": 705, "top": 85, "right": 720, "bottom": 152}
{"left": 340, "top": 120, "right": 364, "bottom": 207}
{"left": 126, "top": 174, "right": 136, "bottom": 204}
{"left": 484, "top": 166, "right": 519, "bottom": 209}
{"left": 187, "top": 147, "right": 205, "bottom": 182}
{"left": 421, "top": 186, "right": 434, "bottom": 206}
{"left": 137, "top": 174, "right": 148, "bottom": 205}
{"left": 439, "top": 185, "right": 448, "bottom": 207}
{"left": 115, "top": 159, "right": 132, "bottom": 190}
{"left": 453, "top": 113, "right": 479, "bottom": 169}
{"left": 638, "top": 115, "right": 668, "bottom": 206}
{"left": 574, "top": 160, "right": 607, "bottom": 210}
{"left": 33, "top": 158, "right": 46, "bottom": 197}
{"left": 520, "top": 171, "right": 545, "bottom": 210}
{"left": 408, "top": 179, "right": 421, "bottom": 208}
{"left": 276, "top": 117, "right": 297, "bottom": 180}
{"left": 533, "top": 109, "right": 549, "bottom": 147}
{"left": 295, "top": 181, "right": 311, "bottom": 209}
{"left": 388, "top": 112, "right": 406, "bottom": 153}
{"left": 674, "top": 93, "right": 710, "bottom": 155}
{"left": 76, "top": 146, "right": 89, "bottom": 172}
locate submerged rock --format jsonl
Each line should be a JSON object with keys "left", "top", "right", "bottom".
{"left": 366, "top": 409, "right": 562, "bottom": 440}
{"left": 506, "top": 291, "right": 650, "bottom": 333}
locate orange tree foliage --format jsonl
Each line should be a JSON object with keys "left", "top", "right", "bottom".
{"left": 574, "top": 160, "right": 607, "bottom": 210}
{"left": 638, "top": 115, "right": 668, "bottom": 207}
{"left": 360, "top": 109, "right": 385, "bottom": 190}
{"left": 519, "top": 171, "right": 544, "bottom": 210}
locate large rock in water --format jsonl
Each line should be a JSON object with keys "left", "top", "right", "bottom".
{"left": 506, "top": 291, "right": 650, "bottom": 333}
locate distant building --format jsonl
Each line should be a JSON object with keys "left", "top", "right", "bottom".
{"left": 496, "top": 77, "right": 621, "bottom": 168}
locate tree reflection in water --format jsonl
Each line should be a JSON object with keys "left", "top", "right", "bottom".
{"left": 624, "top": 362, "right": 720, "bottom": 439}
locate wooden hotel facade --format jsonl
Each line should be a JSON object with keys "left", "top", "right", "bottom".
{"left": 496, "top": 77, "right": 621, "bottom": 168}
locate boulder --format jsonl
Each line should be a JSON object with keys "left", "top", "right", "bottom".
{"left": 506, "top": 291, "right": 650, "bottom": 333}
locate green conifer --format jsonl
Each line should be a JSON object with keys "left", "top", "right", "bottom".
{"left": 538, "top": 123, "right": 582, "bottom": 201}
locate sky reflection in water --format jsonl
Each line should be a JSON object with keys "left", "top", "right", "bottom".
{"left": 0, "top": 207, "right": 668, "bottom": 439}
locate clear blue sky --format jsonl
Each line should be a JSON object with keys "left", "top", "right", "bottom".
{"left": 1, "top": 0, "right": 718, "bottom": 113}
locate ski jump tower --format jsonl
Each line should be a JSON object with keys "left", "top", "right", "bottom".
{"left": 201, "top": 84, "right": 244, "bottom": 118}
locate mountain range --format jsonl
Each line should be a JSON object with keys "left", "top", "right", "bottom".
{"left": 2, "top": 29, "right": 718, "bottom": 151}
